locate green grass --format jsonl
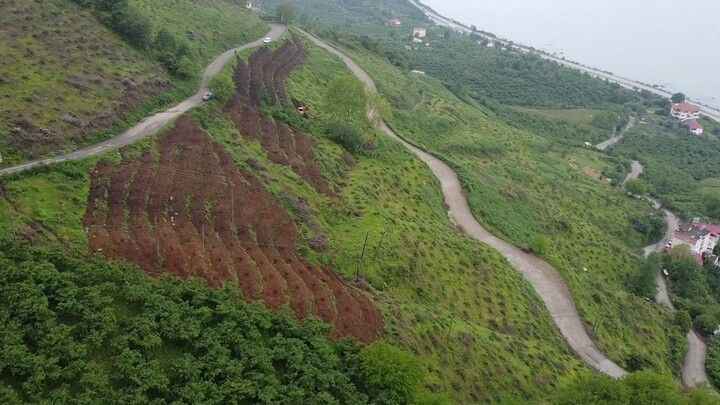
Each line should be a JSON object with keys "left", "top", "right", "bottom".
{"left": 131, "top": 0, "right": 268, "bottom": 75}
{"left": 511, "top": 107, "right": 605, "bottom": 126}
{"left": 0, "top": 0, "right": 170, "bottom": 164}
{"left": 335, "top": 42, "right": 682, "bottom": 377}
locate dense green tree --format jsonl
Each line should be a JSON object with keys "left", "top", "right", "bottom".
{"left": 554, "top": 371, "right": 719, "bottom": 404}
{"left": 629, "top": 254, "right": 660, "bottom": 299}
{"left": 359, "top": 343, "right": 424, "bottom": 405}
{"left": 0, "top": 242, "right": 435, "bottom": 404}
{"left": 672, "top": 92, "right": 686, "bottom": 103}
{"left": 324, "top": 76, "right": 368, "bottom": 123}
{"left": 325, "top": 121, "right": 365, "bottom": 153}
{"left": 277, "top": 2, "right": 296, "bottom": 24}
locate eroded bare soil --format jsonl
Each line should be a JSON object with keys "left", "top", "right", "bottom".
{"left": 227, "top": 39, "right": 334, "bottom": 195}
{"left": 84, "top": 116, "right": 382, "bottom": 342}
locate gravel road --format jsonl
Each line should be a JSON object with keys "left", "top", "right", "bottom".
{"left": 0, "top": 24, "right": 287, "bottom": 178}
{"left": 300, "top": 28, "right": 626, "bottom": 378}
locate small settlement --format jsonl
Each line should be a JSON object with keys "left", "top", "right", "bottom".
{"left": 670, "top": 102, "right": 704, "bottom": 135}
{"left": 671, "top": 221, "right": 720, "bottom": 266}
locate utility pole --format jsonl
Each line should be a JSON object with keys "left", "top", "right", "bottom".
{"left": 356, "top": 232, "right": 369, "bottom": 282}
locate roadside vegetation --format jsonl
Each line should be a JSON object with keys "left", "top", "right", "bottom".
{"left": 4, "top": 0, "right": 719, "bottom": 402}
{"left": 0, "top": 0, "right": 267, "bottom": 166}
{"left": 332, "top": 40, "right": 683, "bottom": 374}
{"left": 613, "top": 113, "right": 720, "bottom": 220}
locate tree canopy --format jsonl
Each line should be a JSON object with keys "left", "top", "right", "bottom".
{"left": 0, "top": 242, "right": 433, "bottom": 404}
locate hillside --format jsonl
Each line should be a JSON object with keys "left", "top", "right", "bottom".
{"left": 2, "top": 0, "right": 720, "bottom": 403}
{"left": 0, "top": 0, "right": 266, "bottom": 166}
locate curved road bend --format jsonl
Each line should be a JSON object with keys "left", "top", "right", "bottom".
{"left": 299, "top": 29, "right": 627, "bottom": 378}
{"left": 595, "top": 117, "right": 635, "bottom": 152}
{"left": 625, "top": 161, "right": 710, "bottom": 387}
{"left": 0, "top": 24, "right": 287, "bottom": 178}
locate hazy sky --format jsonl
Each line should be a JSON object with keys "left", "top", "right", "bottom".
{"left": 421, "top": 0, "right": 720, "bottom": 106}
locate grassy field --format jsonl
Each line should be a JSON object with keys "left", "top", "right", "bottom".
{"left": 511, "top": 107, "right": 605, "bottom": 126}
{"left": 131, "top": 0, "right": 268, "bottom": 75}
{"left": 0, "top": 0, "right": 170, "bottom": 164}
{"left": 335, "top": 42, "right": 685, "bottom": 377}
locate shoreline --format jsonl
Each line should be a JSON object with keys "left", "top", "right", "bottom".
{"left": 408, "top": 0, "right": 720, "bottom": 122}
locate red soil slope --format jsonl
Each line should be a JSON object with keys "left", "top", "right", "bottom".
{"left": 83, "top": 117, "right": 382, "bottom": 342}
{"left": 228, "top": 39, "right": 334, "bottom": 195}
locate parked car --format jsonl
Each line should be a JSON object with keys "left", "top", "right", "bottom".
{"left": 263, "top": 37, "right": 272, "bottom": 44}
{"left": 202, "top": 91, "right": 213, "bottom": 102}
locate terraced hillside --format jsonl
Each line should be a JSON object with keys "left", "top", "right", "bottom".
{"left": 84, "top": 116, "right": 382, "bottom": 342}
{"left": 0, "top": 35, "right": 588, "bottom": 402}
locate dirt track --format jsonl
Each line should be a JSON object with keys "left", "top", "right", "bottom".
{"left": 630, "top": 159, "right": 710, "bottom": 388}
{"left": 299, "top": 29, "right": 627, "bottom": 378}
{"left": 0, "top": 24, "right": 287, "bottom": 178}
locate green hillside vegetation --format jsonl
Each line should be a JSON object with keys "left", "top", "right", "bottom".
{"left": 329, "top": 39, "right": 685, "bottom": 374}
{"left": 0, "top": 242, "right": 439, "bottom": 404}
{"left": 4, "top": 0, "right": 719, "bottom": 403}
{"left": 0, "top": 0, "right": 267, "bottom": 166}
{"left": 0, "top": 35, "right": 591, "bottom": 403}
{"left": 404, "top": 34, "right": 637, "bottom": 108}
{"left": 554, "top": 370, "right": 719, "bottom": 405}
{"left": 613, "top": 114, "right": 720, "bottom": 219}
{"left": 0, "top": 0, "right": 169, "bottom": 164}
{"left": 266, "top": 0, "right": 642, "bottom": 108}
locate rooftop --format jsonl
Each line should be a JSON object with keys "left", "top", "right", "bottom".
{"left": 672, "top": 102, "right": 700, "bottom": 114}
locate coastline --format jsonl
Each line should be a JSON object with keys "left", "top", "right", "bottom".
{"left": 407, "top": 0, "right": 720, "bottom": 122}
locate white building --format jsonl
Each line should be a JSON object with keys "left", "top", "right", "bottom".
{"left": 685, "top": 119, "right": 704, "bottom": 136}
{"left": 412, "top": 27, "right": 427, "bottom": 39}
{"left": 671, "top": 102, "right": 701, "bottom": 121}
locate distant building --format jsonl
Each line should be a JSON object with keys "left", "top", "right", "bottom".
{"left": 685, "top": 119, "right": 704, "bottom": 136}
{"left": 412, "top": 27, "right": 427, "bottom": 39}
{"left": 410, "top": 70, "right": 426, "bottom": 75}
{"left": 671, "top": 102, "right": 701, "bottom": 121}
{"left": 386, "top": 18, "right": 402, "bottom": 27}
{"left": 674, "top": 222, "right": 720, "bottom": 264}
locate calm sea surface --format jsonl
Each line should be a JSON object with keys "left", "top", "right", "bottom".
{"left": 420, "top": 0, "right": 720, "bottom": 108}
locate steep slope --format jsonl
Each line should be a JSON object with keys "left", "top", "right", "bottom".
{"left": 0, "top": 0, "right": 267, "bottom": 166}
{"left": 0, "top": 0, "right": 169, "bottom": 163}
{"left": 329, "top": 37, "right": 684, "bottom": 374}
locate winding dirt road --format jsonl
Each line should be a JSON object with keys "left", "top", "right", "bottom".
{"left": 300, "top": 29, "right": 627, "bottom": 378}
{"left": 625, "top": 160, "right": 711, "bottom": 388}
{"left": 596, "top": 117, "right": 635, "bottom": 152}
{"left": 606, "top": 133, "right": 710, "bottom": 387}
{"left": 0, "top": 24, "right": 287, "bottom": 178}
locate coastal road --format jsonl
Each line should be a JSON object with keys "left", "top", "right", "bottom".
{"left": 0, "top": 24, "right": 287, "bottom": 178}
{"left": 408, "top": 0, "right": 720, "bottom": 124}
{"left": 619, "top": 153, "right": 709, "bottom": 388}
{"left": 300, "top": 28, "right": 627, "bottom": 379}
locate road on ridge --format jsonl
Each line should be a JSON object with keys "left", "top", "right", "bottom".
{"left": 0, "top": 24, "right": 287, "bottom": 178}
{"left": 300, "top": 28, "right": 627, "bottom": 379}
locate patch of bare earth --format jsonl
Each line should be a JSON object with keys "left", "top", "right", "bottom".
{"left": 84, "top": 117, "right": 382, "bottom": 342}
{"left": 227, "top": 39, "right": 335, "bottom": 195}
